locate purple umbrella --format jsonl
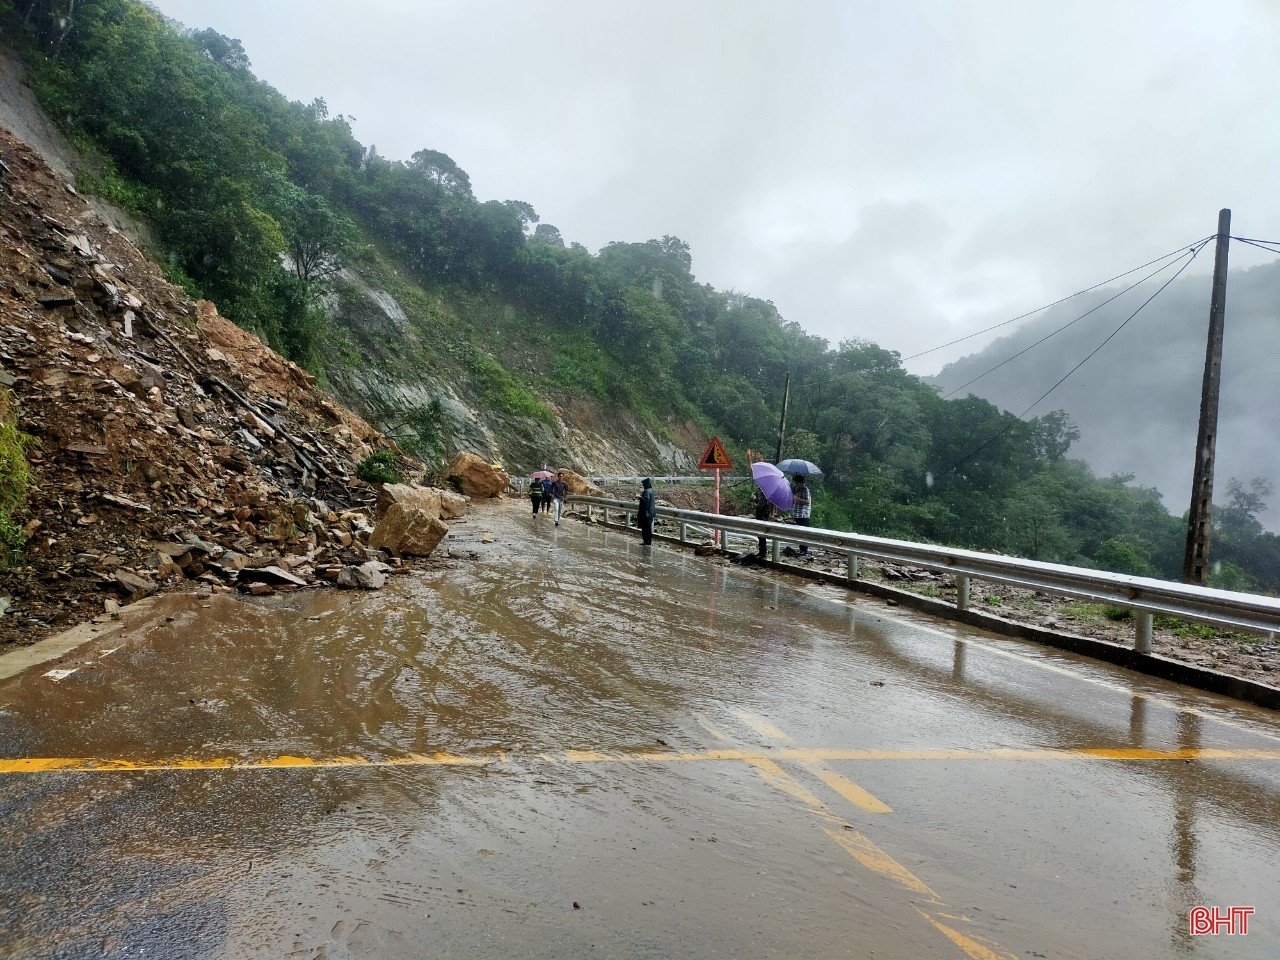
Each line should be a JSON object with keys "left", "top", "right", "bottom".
{"left": 529, "top": 470, "right": 554, "bottom": 480}
{"left": 751, "top": 462, "right": 794, "bottom": 511}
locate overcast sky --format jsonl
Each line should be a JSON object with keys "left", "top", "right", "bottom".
{"left": 153, "top": 0, "right": 1280, "bottom": 373}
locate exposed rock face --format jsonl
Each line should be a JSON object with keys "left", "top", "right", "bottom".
{"left": 438, "top": 489, "right": 468, "bottom": 520}
{"left": 446, "top": 452, "right": 509, "bottom": 499}
{"left": 369, "top": 503, "right": 449, "bottom": 557}
{"left": 556, "top": 469, "right": 604, "bottom": 497}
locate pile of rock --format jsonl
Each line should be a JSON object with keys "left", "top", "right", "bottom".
{"left": 0, "top": 129, "right": 432, "bottom": 643}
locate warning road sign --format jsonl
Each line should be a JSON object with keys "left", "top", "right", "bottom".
{"left": 698, "top": 437, "right": 732, "bottom": 471}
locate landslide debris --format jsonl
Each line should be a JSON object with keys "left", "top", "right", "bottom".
{"left": 0, "top": 129, "right": 450, "bottom": 646}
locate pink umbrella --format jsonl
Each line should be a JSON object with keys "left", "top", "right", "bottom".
{"left": 751, "top": 462, "right": 793, "bottom": 511}
{"left": 529, "top": 470, "right": 554, "bottom": 480}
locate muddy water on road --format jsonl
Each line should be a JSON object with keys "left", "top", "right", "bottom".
{"left": 2, "top": 501, "right": 1280, "bottom": 959}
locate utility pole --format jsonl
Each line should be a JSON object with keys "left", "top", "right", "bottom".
{"left": 1182, "top": 209, "right": 1232, "bottom": 585}
{"left": 774, "top": 371, "right": 791, "bottom": 463}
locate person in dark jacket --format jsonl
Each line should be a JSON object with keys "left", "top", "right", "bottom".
{"left": 753, "top": 487, "right": 775, "bottom": 558}
{"left": 791, "top": 474, "right": 812, "bottom": 556}
{"left": 530, "top": 478, "right": 543, "bottom": 516}
{"left": 540, "top": 476, "right": 554, "bottom": 513}
{"left": 637, "top": 477, "right": 656, "bottom": 545}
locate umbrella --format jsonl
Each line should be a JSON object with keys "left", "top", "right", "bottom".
{"left": 751, "top": 462, "right": 794, "bottom": 511}
{"left": 776, "top": 458, "right": 823, "bottom": 476}
{"left": 529, "top": 470, "right": 554, "bottom": 480}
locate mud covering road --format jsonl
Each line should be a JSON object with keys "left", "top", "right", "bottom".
{"left": 2, "top": 501, "right": 1279, "bottom": 959}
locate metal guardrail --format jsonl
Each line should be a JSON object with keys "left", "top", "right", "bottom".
{"left": 566, "top": 495, "right": 1280, "bottom": 649}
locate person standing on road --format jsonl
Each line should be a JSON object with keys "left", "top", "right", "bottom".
{"left": 753, "top": 486, "right": 775, "bottom": 559}
{"left": 792, "top": 474, "right": 811, "bottom": 556}
{"left": 638, "top": 477, "right": 656, "bottom": 546}
{"left": 551, "top": 471, "right": 569, "bottom": 526}
{"left": 530, "top": 478, "right": 543, "bottom": 516}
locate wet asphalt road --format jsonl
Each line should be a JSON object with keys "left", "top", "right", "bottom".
{"left": 2, "top": 501, "right": 1280, "bottom": 959}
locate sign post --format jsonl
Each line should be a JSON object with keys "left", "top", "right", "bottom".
{"left": 698, "top": 437, "right": 733, "bottom": 548}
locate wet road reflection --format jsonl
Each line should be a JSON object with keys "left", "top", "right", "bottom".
{"left": 1, "top": 502, "right": 1279, "bottom": 958}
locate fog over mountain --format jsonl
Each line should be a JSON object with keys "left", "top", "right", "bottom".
{"left": 932, "top": 258, "right": 1280, "bottom": 529}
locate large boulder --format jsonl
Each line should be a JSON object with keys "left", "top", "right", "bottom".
{"left": 376, "top": 482, "right": 441, "bottom": 519}
{"left": 446, "top": 452, "right": 509, "bottom": 498}
{"left": 557, "top": 469, "right": 605, "bottom": 496}
{"left": 438, "top": 488, "right": 468, "bottom": 520}
{"left": 368, "top": 503, "right": 449, "bottom": 557}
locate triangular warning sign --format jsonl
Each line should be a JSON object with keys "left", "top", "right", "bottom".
{"left": 698, "top": 437, "right": 732, "bottom": 470}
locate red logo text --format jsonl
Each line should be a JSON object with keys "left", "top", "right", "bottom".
{"left": 1189, "top": 906, "right": 1254, "bottom": 936}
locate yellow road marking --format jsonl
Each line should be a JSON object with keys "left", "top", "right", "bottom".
{"left": 0, "top": 752, "right": 492, "bottom": 774}
{"left": 823, "top": 826, "right": 935, "bottom": 896}
{"left": 731, "top": 708, "right": 794, "bottom": 743}
{"left": 742, "top": 752, "right": 1012, "bottom": 959}
{"left": 803, "top": 762, "right": 893, "bottom": 813}
{"left": 741, "top": 757, "right": 827, "bottom": 812}
{"left": 2, "top": 744, "right": 1278, "bottom": 776}
{"left": 918, "top": 908, "right": 1016, "bottom": 960}
{"left": 693, "top": 713, "right": 729, "bottom": 741}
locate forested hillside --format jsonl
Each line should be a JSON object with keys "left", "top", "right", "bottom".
{"left": 933, "top": 261, "right": 1280, "bottom": 533}
{"left": 5, "top": 0, "right": 1279, "bottom": 592}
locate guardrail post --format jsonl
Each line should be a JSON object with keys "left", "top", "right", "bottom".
{"left": 625, "top": 511, "right": 632, "bottom": 529}
{"left": 1135, "top": 611, "right": 1153, "bottom": 653}
{"left": 587, "top": 505, "right": 594, "bottom": 522}
{"left": 771, "top": 534, "right": 780, "bottom": 563}
{"left": 956, "top": 575, "right": 970, "bottom": 611}
{"left": 679, "top": 520, "right": 687, "bottom": 543}
{"left": 847, "top": 553, "right": 859, "bottom": 582}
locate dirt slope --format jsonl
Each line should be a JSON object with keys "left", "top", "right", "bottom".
{"left": 0, "top": 128, "right": 408, "bottom": 646}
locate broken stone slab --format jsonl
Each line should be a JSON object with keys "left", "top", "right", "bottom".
{"left": 112, "top": 570, "right": 158, "bottom": 602}
{"left": 64, "top": 442, "right": 110, "bottom": 456}
{"left": 368, "top": 502, "right": 448, "bottom": 557}
{"left": 336, "top": 560, "right": 390, "bottom": 590}
{"left": 236, "top": 565, "right": 307, "bottom": 588}
{"left": 99, "top": 491, "right": 150, "bottom": 512}
{"left": 37, "top": 294, "right": 76, "bottom": 309}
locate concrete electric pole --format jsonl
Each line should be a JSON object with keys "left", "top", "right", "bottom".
{"left": 773, "top": 371, "right": 791, "bottom": 464}
{"left": 1182, "top": 209, "right": 1232, "bottom": 586}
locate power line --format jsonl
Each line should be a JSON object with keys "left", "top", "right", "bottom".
{"left": 939, "top": 248, "right": 1197, "bottom": 400}
{"left": 1231, "top": 236, "right": 1280, "bottom": 256}
{"left": 902, "top": 238, "right": 1213, "bottom": 362}
{"left": 939, "top": 237, "right": 1212, "bottom": 478}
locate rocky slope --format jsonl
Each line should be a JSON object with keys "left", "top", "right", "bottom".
{"left": 0, "top": 128, "right": 423, "bottom": 646}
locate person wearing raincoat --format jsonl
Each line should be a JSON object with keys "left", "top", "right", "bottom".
{"left": 637, "top": 477, "right": 657, "bottom": 545}
{"left": 530, "top": 478, "right": 543, "bottom": 516}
